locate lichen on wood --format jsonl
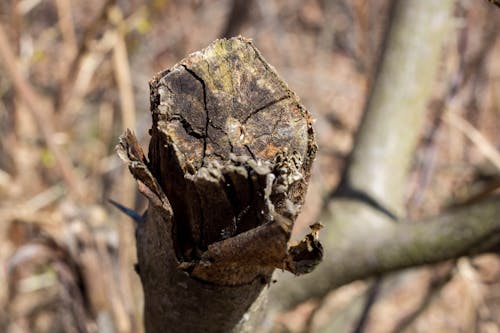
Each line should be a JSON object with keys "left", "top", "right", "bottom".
{"left": 117, "top": 37, "right": 320, "bottom": 332}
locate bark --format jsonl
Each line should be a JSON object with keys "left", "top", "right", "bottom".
{"left": 117, "top": 37, "right": 321, "bottom": 332}
{"left": 268, "top": 0, "right": 458, "bottom": 312}
{"left": 342, "top": 0, "right": 455, "bottom": 218}
{"left": 275, "top": 1, "right": 500, "bottom": 330}
{"left": 271, "top": 195, "right": 500, "bottom": 308}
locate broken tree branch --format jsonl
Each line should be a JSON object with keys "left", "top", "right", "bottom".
{"left": 117, "top": 37, "right": 321, "bottom": 332}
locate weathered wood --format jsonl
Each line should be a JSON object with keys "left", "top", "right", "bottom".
{"left": 118, "top": 37, "right": 319, "bottom": 332}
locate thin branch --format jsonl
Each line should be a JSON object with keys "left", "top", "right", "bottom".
{"left": 112, "top": 22, "right": 136, "bottom": 131}
{"left": 390, "top": 264, "right": 454, "bottom": 333}
{"left": 219, "top": 0, "right": 254, "bottom": 38}
{"left": 56, "top": 0, "right": 116, "bottom": 113}
{"left": 352, "top": 277, "right": 382, "bottom": 333}
{"left": 0, "top": 23, "right": 85, "bottom": 199}
{"left": 55, "top": 0, "right": 78, "bottom": 58}
{"left": 443, "top": 111, "right": 500, "bottom": 171}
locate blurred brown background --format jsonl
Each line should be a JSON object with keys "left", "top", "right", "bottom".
{"left": 0, "top": 0, "right": 499, "bottom": 332}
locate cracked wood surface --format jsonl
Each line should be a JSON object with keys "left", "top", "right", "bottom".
{"left": 118, "top": 37, "right": 320, "bottom": 332}
{"left": 147, "top": 37, "right": 317, "bottom": 282}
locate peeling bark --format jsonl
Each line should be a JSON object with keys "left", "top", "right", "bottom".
{"left": 117, "top": 37, "right": 320, "bottom": 332}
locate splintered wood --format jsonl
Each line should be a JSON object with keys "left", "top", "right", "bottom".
{"left": 118, "top": 37, "right": 321, "bottom": 287}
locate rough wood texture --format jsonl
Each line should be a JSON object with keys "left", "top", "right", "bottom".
{"left": 117, "top": 37, "right": 319, "bottom": 332}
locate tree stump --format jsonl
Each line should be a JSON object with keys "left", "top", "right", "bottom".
{"left": 118, "top": 37, "right": 320, "bottom": 333}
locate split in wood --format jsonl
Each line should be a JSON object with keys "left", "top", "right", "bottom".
{"left": 117, "top": 37, "right": 321, "bottom": 286}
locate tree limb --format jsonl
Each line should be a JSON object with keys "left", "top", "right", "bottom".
{"left": 268, "top": 0, "right": 456, "bottom": 313}
{"left": 118, "top": 37, "right": 321, "bottom": 332}
{"left": 339, "top": 0, "right": 455, "bottom": 217}
{"left": 271, "top": 195, "right": 500, "bottom": 309}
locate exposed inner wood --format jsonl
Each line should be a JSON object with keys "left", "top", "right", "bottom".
{"left": 117, "top": 36, "right": 321, "bottom": 333}
{"left": 142, "top": 37, "right": 318, "bottom": 285}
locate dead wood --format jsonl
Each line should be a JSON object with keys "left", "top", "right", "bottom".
{"left": 117, "top": 37, "right": 320, "bottom": 332}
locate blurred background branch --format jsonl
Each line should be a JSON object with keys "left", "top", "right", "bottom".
{"left": 269, "top": 0, "right": 455, "bottom": 311}
{"left": 0, "top": 23, "right": 85, "bottom": 200}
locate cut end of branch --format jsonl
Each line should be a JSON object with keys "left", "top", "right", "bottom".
{"left": 117, "top": 37, "right": 320, "bottom": 286}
